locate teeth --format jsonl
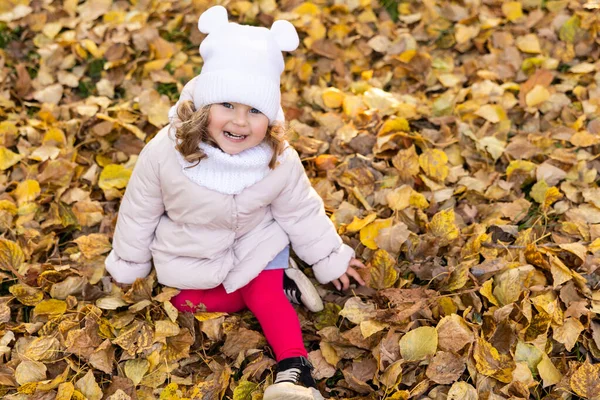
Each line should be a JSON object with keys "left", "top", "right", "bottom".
{"left": 224, "top": 131, "right": 245, "bottom": 139}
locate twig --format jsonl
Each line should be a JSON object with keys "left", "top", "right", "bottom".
{"left": 482, "top": 241, "right": 592, "bottom": 249}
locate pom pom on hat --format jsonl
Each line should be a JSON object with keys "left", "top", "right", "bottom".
{"left": 270, "top": 20, "right": 299, "bottom": 51}
{"left": 191, "top": 6, "right": 298, "bottom": 122}
{"left": 197, "top": 5, "right": 228, "bottom": 34}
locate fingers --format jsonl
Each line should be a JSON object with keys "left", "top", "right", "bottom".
{"left": 340, "top": 273, "right": 350, "bottom": 291}
{"left": 332, "top": 279, "right": 341, "bottom": 291}
{"left": 346, "top": 267, "right": 366, "bottom": 286}
{"left": 349, "top": 258, "right": 367, "bottom": 269}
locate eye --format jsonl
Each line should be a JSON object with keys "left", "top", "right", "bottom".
{"left": 250, "top": 108, "right": 262, "bottom": 114}
{"left": 221, "top": 102, "right": 233, "bottom": 109}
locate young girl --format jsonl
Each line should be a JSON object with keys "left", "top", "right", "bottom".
{"left": 105, "top": 6, "right": 365, "bottom": 399}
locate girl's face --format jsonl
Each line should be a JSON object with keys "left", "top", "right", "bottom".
{"left": 207, "top": 102, "right": 269, "bottom": 155}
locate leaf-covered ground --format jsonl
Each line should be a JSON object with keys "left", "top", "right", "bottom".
{"left": 1, "top": 0, "right": 600, "bottom": 399}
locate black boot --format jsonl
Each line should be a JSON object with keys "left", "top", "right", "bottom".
{"left": 263, "top": 357, "right": 324, "bottom": 400}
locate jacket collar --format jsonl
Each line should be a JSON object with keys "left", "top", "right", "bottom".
{"left": 175, "top": 141, "right": 274, "bottom": 195}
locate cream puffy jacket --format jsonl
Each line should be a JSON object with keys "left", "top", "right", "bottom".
{"left": 105, "top": 94, "right": 354, "bottom": 293}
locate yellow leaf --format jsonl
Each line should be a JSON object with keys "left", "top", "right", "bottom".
{"left": 543, "top": 186, "right": 563, "bottom": 209}
{"left": 160, "top": 382, "right": 180, "bottom": 400}
{"left": 33, "top": 299, "right": 67, "bottom": 317}
{"left": 480, "top": 279, "right": 500, "bottom": 306}
{"left": 103, "top": 10, "right": 126, "bottom": 24}
{"left": 345, "top": 213, "right": 377, "bottom": 233}
{"left": 194, "top": 312, "right": 228, "bottom": 322}
{"left": 81, "top": 39, "right": 104, "bottom": 58}
{"left": 75, "top": 370, "right": 103, "bottom": 400}
{"left": 538, "top": 353, "right": 562, "bottom": 387}
{"left": 406, "top": 192, "right": 427, "bottom": 210}
{"left": 293, "top": 2, "right": 320, "bottom": 15}
{"left": 56, "top": 382, "right": 75, "bottom": 400}
{"left": 339, "top": 297, "right": 376, "bottom": 324}
{"left": 559, "top": 15, "right": 581, "bottom": 43}
{"left": 525, "top": 85, "right": 550, "bottom": 107}
{"left": 590, "top": 238, "right": 600, "bottom": 254}
{"left": 506, "top": 160, "right": 537, "bottom": 179}
{"left": 530, "top": 180, "right": 550, "bottom": 205}
{"left": 13, "top": 179, "right": 41, "bottom": 205}
{"left": 15, "top": 360, "right": 47, "bottom": 385}
{"left": 0, "top": 238, "right": 24, "bottom": 274}
{"left": 9, "top": 283, "right": 43, "bottom": 306}
{"left": 124, "top": 359, "right": 149, "bottom": 386}
{"left": 428, "top": 209, "right": 459, "bottom": 243}
{"left": 570, "top": 361, "right": 600, "bottom": 398}
{"left": 154, "top": 320, "right": 180, "bottom": 340}
{"left": 570, "top": 62, "right": 596, "bottom": 73}
{"left": 386, "top": 185, "right": 412, "bottom": 211}
{"left": 308, "top": 19, "right": 326, "bottom": 41}
{"left": 99, "top": 164, "right": 132, "bottom": 191}
{"left": 322, "top": 87, "right": 345, "bottom": 108}
{"left": 342, "top": 94, "right": 366, "bottom": 117}
{"left": 479, "top": 136, "right": 506, "bottom": 161}
{"left": 379, "top": 117, "right": 410, "bottom": 136}
{"left": 42, "top": 128, "right": 67, "bottom": 146}
{"left": 0, "top": 146, "right": 22, "bottom": 170}
{"left": 360, "top": 319, "right": 389, "bottom": 338}
{"left": 553, "top": 317, "right": 584, "bottom": 352}
{"left": 74, "top": 233, "right": 112, "bottom": 258}
{"left": 475, "top": 105, "right": 506, "bottom": 123}
{"left": 0, "top": 199, "right": 17, "bottom": 215}
{"left": 493, "top": 268, "right": 522, "bottom": 306}
{"left": 447, "top": 382, "right": 477, "bottom": 400}
{"left": 399, "top": 326, "right": 438, "bottom": 361}
{"left": 502, "top": 1, "right": 523, "bottom": 21}
{"left": 380, "top": 360, "right": 403, "bottom": 389}
{"left": 297, "top": 62, "right": 313, "bottom": 82}
{"left": 474, "top": 337, "right": 515, "bottom": 383}
{"left": 368, "top": 249, "right": 398, "bottom": 289}
{"left": 445, "top": 262, "right": 471, "bottom": 291}
{"left": 570, "top": 130, "right": 600, "bottom": 147}
{"left": 24, "top": 336, "right": 60, "bottom": 362}
{"left": 392, "top": 146, "right": 420, "bottom": 180}
{"left": 549, "top": 255, "right": 572, "bottom": 288}
{"left": 419, "top": 149, "right": 449, "bottom": 182}
{"left": 233, "top": 379, "right": 258, "bottom": 400}
{"left": 397, "top": 49, "right": 416, "bottom": 63}
{"left": 516, "top": 34, "right": 541, "bottom": 53}
{"left": 514, "top": 341, "right": 543, "bottom": 372}
{"left": 360, "top": 218, "right": 393, "bottom": 250}
{"left": 454, "top": 24, "right": 479, "bottom": 45}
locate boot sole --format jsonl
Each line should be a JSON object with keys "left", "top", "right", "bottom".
{"left": 286, "top": 261, "right": 324, "bottom": 312}
{"left": 263, "top": 382, "right": 316, "bottom": 400}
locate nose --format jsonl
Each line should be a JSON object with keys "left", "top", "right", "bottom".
{"left": 232, "top": 108, "right": 248, "bottom": 127}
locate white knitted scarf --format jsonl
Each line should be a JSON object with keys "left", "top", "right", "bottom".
{"left": 176, "top": 141, "right": 274, "bottom": 195}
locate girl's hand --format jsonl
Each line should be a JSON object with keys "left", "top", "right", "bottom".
{"left": 332, "top": 258, "right": 366, "bottom": 291}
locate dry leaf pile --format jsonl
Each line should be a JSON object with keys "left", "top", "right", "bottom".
{"left": 0, "top": 0, "right": 600, "bottom": 399}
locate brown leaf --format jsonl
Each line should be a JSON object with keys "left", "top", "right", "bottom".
{"left": 308, "top": 350, "right": 336, "bottom": 380}
{"left": 436, "top": 314, "right": 475, "bottom": 353}
{"left": 426, "top": 351, "right": 466, "bottom": 385}
{"left": 222, "top": 328, "right": 266, "bottom": 360}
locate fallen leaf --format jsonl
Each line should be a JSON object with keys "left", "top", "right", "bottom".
{"left": 399, "top": 326, "right": 438, "bottom": 362}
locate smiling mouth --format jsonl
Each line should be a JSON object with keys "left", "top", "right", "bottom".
{"left": 224, "top": 131, "right": 247, "bottom": 141}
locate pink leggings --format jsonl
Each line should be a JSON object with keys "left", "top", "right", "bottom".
{"left": 171, "top": 269, "right": 307, "bottom": 361}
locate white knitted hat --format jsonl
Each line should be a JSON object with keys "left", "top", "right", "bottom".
{"left": 191, "top": 5, "right": 299, "bottom": 122}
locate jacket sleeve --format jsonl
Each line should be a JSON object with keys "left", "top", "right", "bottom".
{"left": 105, "top": 140, "right": 165, "bottom": 284}
{"left": 271, "top": 149, "right": 355, "bottom": 284}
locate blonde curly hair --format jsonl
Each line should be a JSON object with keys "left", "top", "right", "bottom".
{"left": 174, "top": 100, "right": 286, "bottom": 169}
